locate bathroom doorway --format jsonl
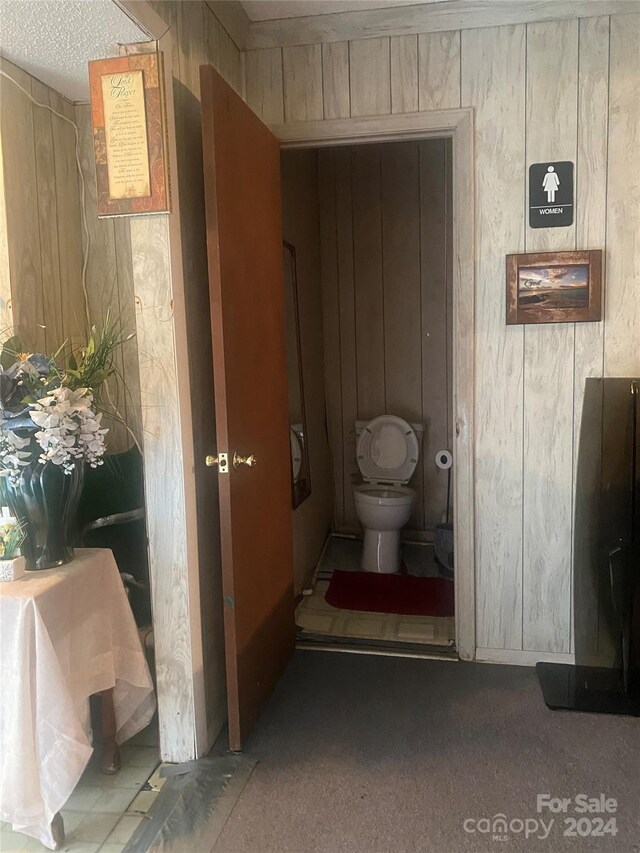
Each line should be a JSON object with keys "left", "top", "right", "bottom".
{"left": 281, "top": 136, "right": 460, "bottom": 659}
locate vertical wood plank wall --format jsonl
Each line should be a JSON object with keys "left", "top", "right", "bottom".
{"left": 144, "top": 0, "right": 243, "bottom": 756}
{"left": 0, "top": 59, "right": 86, "bottom": 356}
{"left": 75, "top": 104, "right": 142, "bottom": 451}
{"left": 281, "top": 150, "right": 334, "bottom": 593}
{"left": 244, "top": 12, "right": 640, "bottom": 656}
{"left": 0, "top": 59, "right": 142, "bottom": 453}
{"left": 317, "top": 141, "right": 453, "bottom": 535}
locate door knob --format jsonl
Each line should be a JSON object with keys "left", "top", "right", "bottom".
{"left": 205, "top": 455, "right": 218, "bottom": 466}
{"left": 233, "top": 452, "right": 257, "bottom": 469}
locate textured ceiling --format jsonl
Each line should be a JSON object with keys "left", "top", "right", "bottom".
{"left": 0, "top": 0, "right": 148, "bottom": 102}
{"left": 241, "top": 0, "right": 451, "bottom": 22}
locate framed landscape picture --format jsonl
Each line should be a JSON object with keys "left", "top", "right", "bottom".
{"left": 506, "top": 250, "right": 602, "bottom": 325}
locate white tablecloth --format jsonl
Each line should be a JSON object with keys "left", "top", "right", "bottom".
{"left": 0, "top": 548, "right": 156, "bottom": 848}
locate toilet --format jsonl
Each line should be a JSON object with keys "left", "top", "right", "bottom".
{"left": 353, "top": 415, "right": 423, "bottom": 574}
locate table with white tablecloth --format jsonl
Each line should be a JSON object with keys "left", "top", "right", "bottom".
{"left": 0, "top": 548, "right": 156, "bottom": 849}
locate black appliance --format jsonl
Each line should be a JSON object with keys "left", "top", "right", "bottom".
{"left": 537, "top": 378, "right": 640, "bottom": 716}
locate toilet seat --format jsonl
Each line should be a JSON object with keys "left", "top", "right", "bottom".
{"left": 356, "top": 415, "right": 419, "bottom": 485}
{"left": 353, "top": 483, "right": 415, "bottom": 506}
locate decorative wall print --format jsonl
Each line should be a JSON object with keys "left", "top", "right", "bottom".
{"left": 88, "top": 53, "right": 170, "bottom": 217}
{"left": 506, "top": 250, "right": 602, "bottom": 325}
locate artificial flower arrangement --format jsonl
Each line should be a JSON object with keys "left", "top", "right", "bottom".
{"left": 0, "top": 512, "right": 27, "bottom": 581}
{"left": 0, "top": 517, "right": 27, "bottom": 558}
{"left": 0, "top": 323, "right": 127, "bottom": 483}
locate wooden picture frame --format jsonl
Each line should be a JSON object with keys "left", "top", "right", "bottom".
{"left": 506, "top": 250, "right": 602, "bottom": 325}
{"left": 88, "top": 53, "right": 170, "bottom": 217}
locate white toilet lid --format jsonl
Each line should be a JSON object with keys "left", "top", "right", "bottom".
{"left": 356, "top": 415, "right": 419, "bottom": 484}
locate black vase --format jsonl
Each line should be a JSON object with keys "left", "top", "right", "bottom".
{"left": 2, "top": 457, "right": 84, "bottom": 570}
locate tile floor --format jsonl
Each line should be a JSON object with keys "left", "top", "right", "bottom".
{"left": 297, "top": 579, "right": 455, "bottom": 646}
{"left": 297, "top": 536, "right": 455, "bottom": 647}
{"left": 0, "top": 723, "right": 162, "bottom": 853}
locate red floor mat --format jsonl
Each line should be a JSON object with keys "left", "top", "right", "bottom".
{"left": 325, "top": 571, "right": 454, "bottom": 617}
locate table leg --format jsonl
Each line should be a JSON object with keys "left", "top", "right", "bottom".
{"left": 51, "top": 812, "right": 65, "bottom": 849}
{"left": 99, "top": 688, "right": 121, "bottom": 775}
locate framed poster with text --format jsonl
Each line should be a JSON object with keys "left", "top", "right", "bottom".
{"left": 88, "top": 53, "right": 170, "bottom": 217}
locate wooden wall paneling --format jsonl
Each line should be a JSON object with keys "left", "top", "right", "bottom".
{"left": 0, "top": 120, "right": 11, "bottom": 333}
{"left": 204, "top": 6, "right": 244, "bottom": 94}
{"left": 245, "top": 1, "right": 634, "bottom": 50}
{"left": 351, "top": 145, "right": 385, "bottom": 420}
{"left": 129, "top": 214, "right": 197, "bottom": 760}
{"left": 605, "top": 13, "right": 640, "bottom": 377}
{"left": 227, "top": 39, "right": 244, "bottom": 96}
{"left": 176, "top": 0, "right": 205, "bottom": 101}
{"left": 522, "top": 19, "right": 578, "bottom": 654}
{"left": 281, "top": 150, "right": 333, "bottom": 592}
{"left": 335, "top": 148, "right": 359, "bottom": 529}
{"left": 205, "top": 1, "right": 250, "bottom": 51}
{"left": 207, "top": 10, "right": 230, "bottom": 86}
{"left": 349, "top": 38, "right": 391, "bottom": 117}
{"left": 317, "top": 139, "right": 455, "bottom": 534}
{"left": 0, "top": 60, "right": 45, "bottom": 352}
{"left": 461, "top": 25, "right": 526, "bottom": 650}
{"left": 419, "top": 139, "right": 449, "bottom": 529}
{"left": 245, "top": 48, "right": 284, "bottom": 123}
{"left": 381, "top": 142, "right": 424, "bottom": 528}
{"left": 113, "top": 218, "right": 143, "bottom": 446}
{"left": 418, "top": 30, "right": 461, "bottom": 111}
{"left": 322, "top": 42, "right": 350, "bottom": 119}
{"left": 76, "top": 105, "right": 129, "bottom": 452}
{"left": 49, "top": 92, "right": 86, "bottom": 353}
{"left": 571, "top": 16, "right": 609, "bottom": 656}
{"left": 221, "top": 21, "right": 241, "bottom": 92}
{"left": 450, "top": 109, "right": 476, "bottom": 660}
{"left": 282, "top": 44, "right": 323, "bottom": 122}
{"left": 31, "top": 78, "right": 63, "bottom": 353}
{"left": 391, "top": 35, "right": 418, "bottom": 114}
{"left": 318, "top": 150, "right": 345, "bottom": 527}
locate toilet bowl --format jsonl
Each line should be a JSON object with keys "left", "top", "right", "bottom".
{"left": 353, "top": 415, "right": 423, "bottom": 574}
{"left": 353, "top": 484, "right": 416, "bottom": 574}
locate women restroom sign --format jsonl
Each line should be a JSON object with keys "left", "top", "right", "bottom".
{"left": 529, "top": 161, "right": 574, "bottom": 228}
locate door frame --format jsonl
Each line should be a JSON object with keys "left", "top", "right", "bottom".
{"left": 272, "top": 109, "right": 476, "bottom": 660}
{"left": 117, "top": 0, "right": 216, "bottom": 760}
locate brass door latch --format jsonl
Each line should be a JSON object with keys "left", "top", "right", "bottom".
{"left": 205, "top": 452, "right": 229, "bottom": 473}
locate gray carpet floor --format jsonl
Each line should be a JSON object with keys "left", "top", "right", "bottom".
{"left": 212, "top": 651, "right": 639, "bottom": 853}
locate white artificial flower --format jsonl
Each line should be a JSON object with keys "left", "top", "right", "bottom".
{"left": 30, "top": 387, "right": 108, "bottom": 473}
{"left": 0, "top": 428, "right": 32, "bottom": 486}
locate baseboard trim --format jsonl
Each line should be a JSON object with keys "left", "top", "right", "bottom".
{"left": 475, "top": 648, "right": 575, "bottom": 667}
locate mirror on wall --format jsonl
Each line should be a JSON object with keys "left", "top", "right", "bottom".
{"left": 283, "top": 241, "right": 311, "bottom": 508}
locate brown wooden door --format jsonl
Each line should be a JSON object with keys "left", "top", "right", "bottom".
{"left": 200, "top": 66, "right": 294, "bottom": 751}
